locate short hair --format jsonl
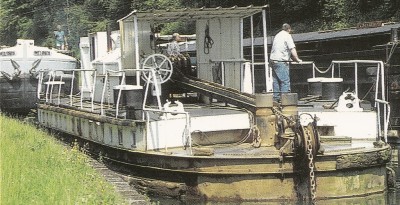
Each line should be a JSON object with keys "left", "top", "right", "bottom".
{"left": 282, "top": 23, "right": 291, "bottom": 31}
{"left": 172, "top": 33, "right": 179, "bottom": 40}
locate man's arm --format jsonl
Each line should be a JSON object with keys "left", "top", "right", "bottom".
{"left": 290, "top": 48, "right": 302, "bottom": 62}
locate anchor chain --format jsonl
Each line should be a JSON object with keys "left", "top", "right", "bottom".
{"left": 272, "top": 106, "right": 318, "bottom": 202}
{"left": 304, "top": 126, "right": 317, "bottom": 203}
{"left": 271, "top": 106, "right": 296, "bottom": 124}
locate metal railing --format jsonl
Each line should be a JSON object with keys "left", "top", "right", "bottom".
{"left": 289, "top": 60, "right": 390, "bottom": 142}
{"left": 38, "top": 69, "right": 97, "bottom": 111}
{"left": 312, "top": 60, "right": 390, "bottom": 142}
{"left": 38, "top": 67, "right": 192, "bottom": 150}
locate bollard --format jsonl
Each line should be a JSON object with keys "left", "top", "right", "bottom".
{"left": 255, "top": 94, "right": 276, "bottom": 147}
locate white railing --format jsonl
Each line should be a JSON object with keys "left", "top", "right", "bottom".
{"left": 38, "top": 67, "right": 192, "bottom": 150}
{"left": 38, "top": 69, "right": 96, "bottom": 111}
{"left": 292, "top": 60, "right": 390, "bottom": 142}
{"left": 100, "top": 69, "right": 126, "bottom": 116}
{"left": 143, "top": 108, "right": 191, "bottom": 153}
{"left": 311, "top": 60, "right": 390, "bottom": 142}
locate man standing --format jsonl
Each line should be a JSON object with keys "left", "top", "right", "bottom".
{"left": 270, "top": 23, "right": 302, "bottom": 101}
{"left": 54, "top": 25, "right": 67, "bottom": 50}
{"left": 167, "top": 33, "right": 181, "bottom": 56}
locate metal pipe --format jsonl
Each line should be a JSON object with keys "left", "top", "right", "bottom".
{"left": 57, "top": 74, "right": 63, "bottom": 105}
{"left": 250, "top": 15, "right": 255, "bottom": 94}
{"left": 69, "top": 70, "right": 75, "bottom": 105}
{"left": 380, "top": 61, "right": 387, "bottom": 142}
{"left": 375, "top": 99, "right": 390, "bottom": 142}
{"left": 391, "top": 28, "right": 398, "bottom": 42}
{"left": 312, "top": 64, "right": 315, "bottom": 78}
{"left": 100, "top": 72, "right": 108, "bottom": 115}
{"left": 355, "top": 63, "right": 358, "bottom": 96}
{"left": 262, "top": 9, "right": 271, "bottom": 92}
{"left": 91, "top": 71, "right": 97, "bottom": 112}
{"left": 240, "top": 17, "right": 244, "bottom": 92}
{"left": 134, "top": 15, "right": 140, "bottom": 86}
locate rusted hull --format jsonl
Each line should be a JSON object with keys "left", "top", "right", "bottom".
{"left": 193, "top": 166, "right": 386, "bottom": 201}
{"left": 37, "top": 103, "right": 391, "bottom": 202}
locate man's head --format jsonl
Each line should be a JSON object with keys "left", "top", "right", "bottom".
{"left": 282, "top": 23, "right": 291, "bottom": 32}
{"left": 172, "top": 33, "right": 180, "bottom": 41}
{"left": 57, "top": 25, "right": 62, "bottom": 31}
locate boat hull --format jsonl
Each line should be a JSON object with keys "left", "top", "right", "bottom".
{"left": 0, "top": 74, "right": 37, "bottom": 113}
{"left": 0, "top": 39, "right": 78, "bottom": 113}
{"left": 37, "top": 103, "right": 391, "bottom": 202}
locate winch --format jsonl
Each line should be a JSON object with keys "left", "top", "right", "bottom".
{"left": 253, "top": 92, "right": 321, "bottom": 203}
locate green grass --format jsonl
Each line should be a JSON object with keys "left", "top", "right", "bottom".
{"left": 0, "top": 114, "right": 127, "bottom": 205}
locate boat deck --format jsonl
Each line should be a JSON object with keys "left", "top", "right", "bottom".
{"left": 42, "top": 96, "right": 380, "bottom": 158}
{"left": 48, "top": 96, "right": 249, "bottom": 119}
{"left": 145, "top": 138, "right": 378, "bottom": 158}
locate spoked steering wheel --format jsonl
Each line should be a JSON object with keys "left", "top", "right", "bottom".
{"left": 141, "top": 54, "right": 173, "bottom": 84}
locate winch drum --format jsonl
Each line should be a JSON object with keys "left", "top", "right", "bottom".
{"left": 321, "top": 78, "right": 343, "bottom": 100}
{"left": 307, "top": 77, "right": 324, "bottom": 96}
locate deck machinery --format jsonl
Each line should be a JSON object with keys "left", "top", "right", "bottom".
{"left": 37, "top": 5, "right": 393, "bottom": 203}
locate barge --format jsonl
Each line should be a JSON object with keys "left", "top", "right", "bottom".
{"left": 36, "top": 5, "right": 393, "bottom": 203}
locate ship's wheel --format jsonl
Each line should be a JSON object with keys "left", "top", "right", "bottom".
{"left": 141, "top": 54, "right": 173, "bottom": 84}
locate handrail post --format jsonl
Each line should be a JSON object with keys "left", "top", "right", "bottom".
{"left": 100, "top": 72, "right": 108, "bottom": 116}
{"left": 70, "top": 70, "right": 75, "bottom": 105}
{"left": 355, "top": 63, "right": 358, "bottom": 96}
{"left": 57, "top": 72, "right": 63, "bottom": 105}
{"left": 115, "top": 84, "right": 122, "bottom": 118}
{"left": 375, "top": 99, "right": 390, "bottom": 142}
{"left": 91, "top": 71, "right": 97, "bottom": 112}
{"left": 185, "top": 112, "right": 192, "bottom": 155}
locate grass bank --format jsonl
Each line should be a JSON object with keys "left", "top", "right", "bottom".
{"left": 0, "top": 114, "right": 126, "bottom": 204}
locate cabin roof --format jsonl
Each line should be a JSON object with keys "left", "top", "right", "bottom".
{"left": 246, "top": 22, "right": 400, "bottom": 46}
{"left": 119, "top": 5, "right": 269, "bottom": 23}
{"left": 293, "top": 22, "right": 400, "bottom": 43}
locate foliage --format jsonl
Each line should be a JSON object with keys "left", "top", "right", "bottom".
{"left": 0, "top": 0, "right": 399, "bottom": 53}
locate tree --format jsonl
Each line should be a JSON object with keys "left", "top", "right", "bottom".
{"left": 1, "top": 0, "right": 399, "bottom": 50}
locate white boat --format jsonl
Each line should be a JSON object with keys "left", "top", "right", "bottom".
{"left": 0, "top": 39, "right": 77, "bottom": 113}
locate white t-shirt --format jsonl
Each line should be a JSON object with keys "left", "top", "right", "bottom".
{"left": 167, "top": 41, "right": 180, "bottom": 55}
{"left": 270, "top": 30, "right": 295, "bottom": 61}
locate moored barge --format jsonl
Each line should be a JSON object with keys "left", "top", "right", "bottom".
{"left": 37, "top": 5, "right": 393, "bottom": 203}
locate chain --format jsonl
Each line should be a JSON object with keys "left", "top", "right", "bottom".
{"left": 271, "top": 107, "right": 316, "bottom": 202}
{"left": 305, "top": 126, "right": 317, "bottom": 203}
{"left": 271, "top": 107, "right": 296, "bottom": 124}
